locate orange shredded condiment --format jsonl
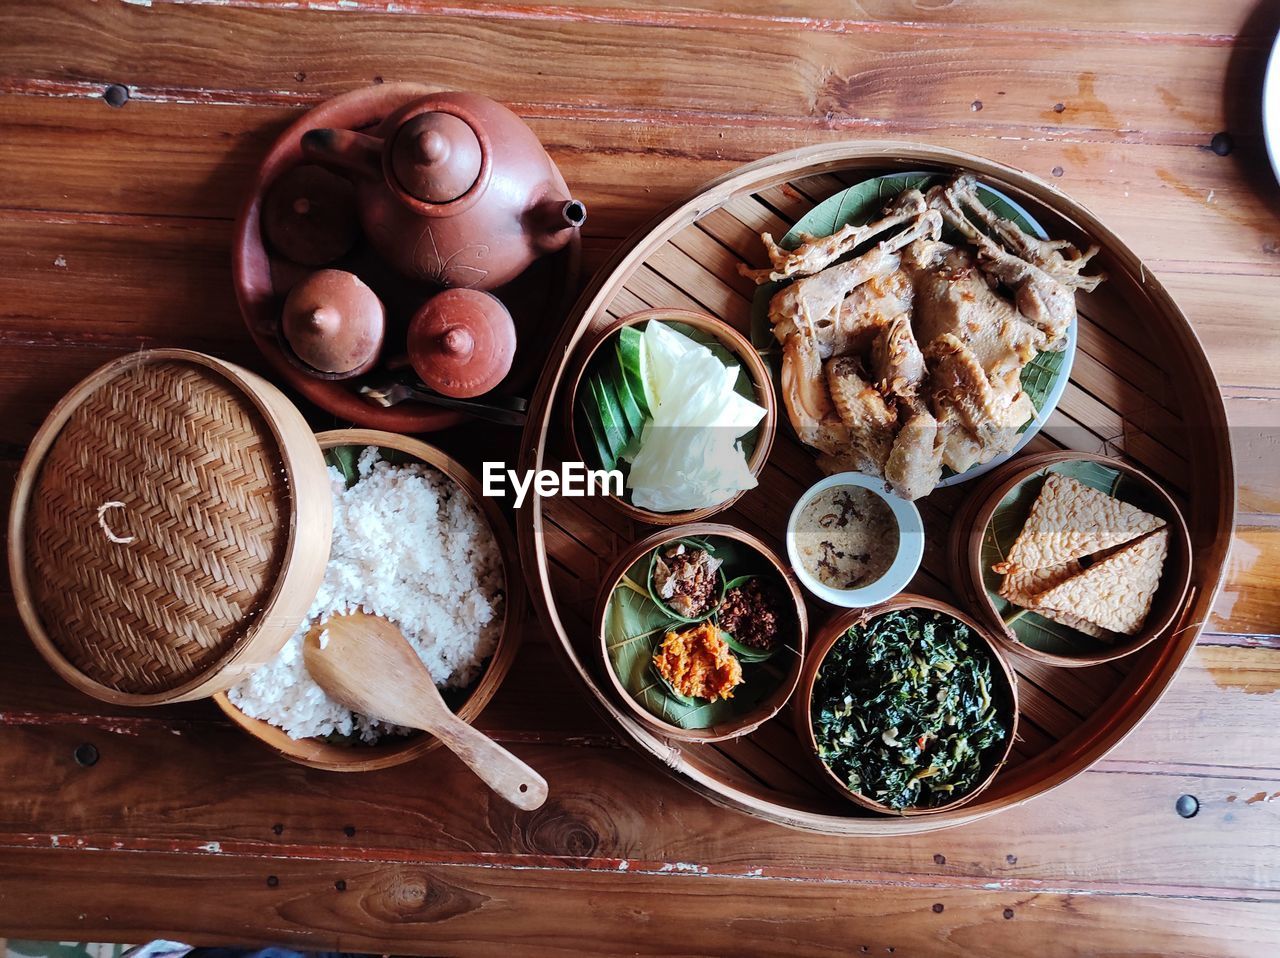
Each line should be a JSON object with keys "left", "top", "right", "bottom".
{"left": 652, "top": 622, "right": 744, "bottom": 701}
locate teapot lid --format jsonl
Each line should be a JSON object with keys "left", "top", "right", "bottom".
{"left": 390, "top": 112, "right": 483, "bottom": 204}
{"left": 407, "top": 289, "right": 516, "bottom": 398}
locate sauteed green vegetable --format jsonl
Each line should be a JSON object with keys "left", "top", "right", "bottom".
{"left": 811, "top": 609, "right": 1008, "bottom": 810}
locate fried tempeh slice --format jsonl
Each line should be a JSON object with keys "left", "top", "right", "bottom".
{"left": 1033, "top": 529, "right": 1171, "bottom": 635}
{"left": 999, "top": 559, "right": 1114, "bottom": 641}
{"left": 999, "top": 559, "right": 1080, "bottom": 606}
{"left": 991, "top": 473, "right": 1166, "bottom": 575}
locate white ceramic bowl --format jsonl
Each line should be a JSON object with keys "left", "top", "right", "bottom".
{"left": 785, "top": 472, "right": 925, "bottom": 608}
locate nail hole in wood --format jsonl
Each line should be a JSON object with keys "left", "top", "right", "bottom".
{"left": 272, "top": 824, "right": 284, "bottom": 835}
{"left": 343, "top": 825, "right": 356, "bottom": 837}
{"left": 1006, "top": 854, "right": 1018, "bottom": 865}
{"left": 932, "top": 853, "right": 945, "bottom": 865}
{"left": 1003, "top": 908, "right": 1014, "bottom": 920}
{"left": 335, "top": 879, "right": 347, "bottom": 891}
{"left": 1210, "top": 133, "right": 1233, "bottom": 156}
{"left": 1052, "top": 166, "right": 1064, "bottom": 177}
{"left": 103, "top": 85, "right": 129, "bottom": 108}
{"left": 1176, "top": 794, "right": 1199, "bottom": 818}
{"left": 266, "top": 875, "right": 279, "bottom": 888}
{"left": 1053, "top": 102, "right": 1065, "bottom": 113}
{"left": 932, "top": 903, "right": 944, "bottom": 913}
{"left": 74, "top": 743, "right": 99, "bottom": 767}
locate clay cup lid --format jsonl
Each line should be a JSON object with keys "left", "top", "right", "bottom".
{"left": 9, "top": 350, "right": 332, "bottom": 705}
{"left": 407, "top": 289, "right": 517, "bottom": 397}
{"left": 391, "top": 112, "right": 483, "bottom": 204}
{"left": 261, "top": 164, "right": 359, "bottom": 266}
{"left": 281, "top": 269, "right": 386, "bottom": 378}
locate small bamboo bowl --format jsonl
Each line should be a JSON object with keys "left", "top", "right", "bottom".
{"left": 795, "top": 595, "right": 1020, "bottom": 816}
{"left": 948, "top": 451, "right": 1193, "bottom": 668}
{"left": 565, "top": 307, "right": 776, "bottom": 527}
{"left": 594, "top": 522, "right": 807, "bottom": 743}
{"left": 214, "top": 428, "right": 526, "bottom": 772}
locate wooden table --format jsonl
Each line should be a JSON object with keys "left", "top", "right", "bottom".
{"left": 1, "top": 2, "right": 1278, "bottom": 954}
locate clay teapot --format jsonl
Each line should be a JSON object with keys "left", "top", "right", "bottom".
{"left": 301, "top": 91, "right": 585, "bottom": 291}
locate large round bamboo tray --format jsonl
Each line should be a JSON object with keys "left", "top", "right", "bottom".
{"left": 9, "top": 349, "right": 332, "bottom": 706}
{"left": 516, "top": 142, "right": 1236, "bottom": 835}
{"left": 214, "top": 428, "right": 526, "bottom": 772}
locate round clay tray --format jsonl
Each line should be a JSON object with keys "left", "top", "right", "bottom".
{"left": 794, "top": 594, "right": 1019, "bottom": 816}
{"left": 232, "top": 83, "right": 580, "bottom": 432}
{"left": 516, "top": 141, "right": 1235, "bottom": 835}
{"left": 948, "top": 451, "right": 1193, "bottom": 668}
{"left": 592, "top": 522, "right": 808, "bottom": 743}
{"left": 213, "top": 428, "right": 526, "bottom": 772}
{"left": 564, "top": 307, "right": 777, "bottom": 526}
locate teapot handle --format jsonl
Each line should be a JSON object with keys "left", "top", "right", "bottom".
{"left": 301, "top": 128, "right": 383, "bottom": 180}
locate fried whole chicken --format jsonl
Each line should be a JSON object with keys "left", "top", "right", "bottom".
{"left": 741, "top": 174, "right": 1104, "bottom": 500}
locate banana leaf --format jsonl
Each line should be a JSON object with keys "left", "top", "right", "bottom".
{"left": 323, "top": 444, "right": 418, "bottom": 489}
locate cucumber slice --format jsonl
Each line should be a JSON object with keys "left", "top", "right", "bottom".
{"left": 577, "top": 402, "right": 616, "bottom": 471}
{"left": 616, "top": 325, "right": 651, "bottom": 417}
{"left": 611, "top": 362, "right": 646, "bottom": 436}
{"left": 589, "top": 374, "right": 628, "bottom": 462}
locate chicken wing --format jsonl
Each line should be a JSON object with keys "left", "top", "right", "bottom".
{"left": 927, "top": 333, "right": 1035, "bottom": 471}
{"left": 871, "top": 314, "right": 925, "bottom": 402}
{"left": 740, "top": 189, "right": 928, "bottom": 284}
{"left": 884, "top": 399, "right": 945, "bottom": 501}
{"left": 822, "top": 356, "right": 898, "bottom": 473}
{"left": 945, "top": 174, "right": 1103, "bottom": 290}
{"left": 767, "top": 209, "right": 940, "bottom": 351}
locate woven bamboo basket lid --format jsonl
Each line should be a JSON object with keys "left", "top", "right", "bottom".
{"left": 9, "top": 349, "right": 333, "bottom": 705}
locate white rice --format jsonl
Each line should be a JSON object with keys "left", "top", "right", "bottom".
{"left": 227, "top": 446, "right": 504, "bottom": 742}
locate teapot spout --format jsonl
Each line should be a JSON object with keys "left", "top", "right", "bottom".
{"left": 301, "top": 128, "right": 383, "bottom": 180}
{"left": 529, "top": 197, "right": 587, "bottom": 253}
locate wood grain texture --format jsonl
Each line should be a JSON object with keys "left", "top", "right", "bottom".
{"left": 0, "top": 0, "right": 1259, "bottom": 139}
{"left": 0, "top": 0, "right": 1277, "bottom": 951}
{"left": 5, "top": 847, "right": 1280, "bottom": 958}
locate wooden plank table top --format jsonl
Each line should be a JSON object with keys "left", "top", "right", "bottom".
{"left": 1, "top": 1, "right": 1279, "bottom": 955}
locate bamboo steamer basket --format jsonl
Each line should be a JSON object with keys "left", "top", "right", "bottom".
{"left": 593, "top": 522, "right": 807, "bottom": 743}
{"left": 9, "top": 349, "right": 332, "bottom": 705}
{"left": 10, "top": 352, "right": 524, "bottom": 773}
{"left": 794, "top": 595, "right": 1019, "bottom": 816}
{"left": 947, "top": 451, "right": 1193, "bottom": 668}
{"left": 564, "top": 307, "right": 776, "bottom": 527}
{"left": 213, "top": 428, "right": 525, "bottom": 772}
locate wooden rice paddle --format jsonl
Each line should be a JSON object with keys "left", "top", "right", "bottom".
{"left": 303, "top": 611, "right": 548, "bottom": 810}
